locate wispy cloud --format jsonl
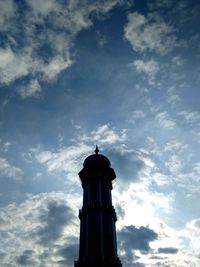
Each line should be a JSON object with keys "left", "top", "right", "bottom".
{"left": 90, "top": 124, "right": 127, "bottom": 145}
{"left": 172, "top": 56, "right": 186, "bottom": 66}
{"left": 79, "top": 124, "right": 127, "bottom": 145}
{"left": 19, "top": 79, "right": 41, "bottom": 99}
{"left": 156, "top": 112, "right": 176, "bottom": 129}
{"left": 0, "top": 157, "right": 23, "bottom": 180}
{"left": 178, "top": 110, "right": 200, "bottom": 124}
{"left": 164, "top": 140, "right": 188, "bottom": 153}
{"left": 131, "top": 59, "right": 159, "bottom": 77}
{"left": 33, "top": 125, "right": 127, "bottom": 181}
{"left": 130, "top": 58, "right": 159, "bottom": 85}
{"left": 33, "top": 142, "right": 91, "bottom": 181}
{"left": 128, "top": 110, "right": 146, "bottom": 125}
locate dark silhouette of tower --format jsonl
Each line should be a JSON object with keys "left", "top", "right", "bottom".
{"left": 75, "top": 146, "right": 122, "bottom": 267}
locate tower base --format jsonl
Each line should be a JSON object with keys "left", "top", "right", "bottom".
{"left": 74, "top": 257, "right": 122, "bottom": 267}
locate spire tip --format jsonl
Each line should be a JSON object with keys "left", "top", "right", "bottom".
{"left": 94, "top": 145, "right": 99, "bottom": 155}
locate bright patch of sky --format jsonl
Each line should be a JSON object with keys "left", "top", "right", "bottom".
{"left": 0, "top": 0, "right": 200, "bottom": 266}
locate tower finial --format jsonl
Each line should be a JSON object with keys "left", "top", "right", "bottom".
{"left": 94, "top": 145, "right": 99, "bottom": 155}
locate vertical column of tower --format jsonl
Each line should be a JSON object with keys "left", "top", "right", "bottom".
{"left": 78, "top": 180, "right": 89, "bottom": 260}
{"left": 75, "top": 148, "right": 122, "bottom": 267}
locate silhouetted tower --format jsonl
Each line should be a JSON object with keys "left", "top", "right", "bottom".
{"left": 75, "top": 146, "right": 122, "bottom": 267}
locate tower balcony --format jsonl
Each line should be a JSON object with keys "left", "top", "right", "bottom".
{"left": 79, "top": 204, "right": 117, "bottom": 221}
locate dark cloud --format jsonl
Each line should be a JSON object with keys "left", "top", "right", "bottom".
{"left": 37, "top": 200, "right": 74, "bottom": 245}
{"left": 118, "top": 225, "right": 158, "bottom": 264}
{"left": 158, "top": 247, "right": 178, "bottom": 254}
{"left": 58, "top": 243, "right": 79, "bottom": 266}
{"left": 17, "top": 250, "right": 36, "bottom": 265}
{"left": 107, "top": 149, "right": 145, "bottom": 184}
{"left": 0, "top": 251, "right": 6, "bottom": 260}
{"left": 115, "top": 203, "right": 125, "bottom": 220}
{"left": 123, "top": 263, "right": 146, "bottom": 267}
{"left": 118, "top": 225, "right": 158, "bottom": 252}
{"left": 150, "top": 255, "right": 167, "bottom": 260}
{"left": 38, "top": 250, "right": 50, "bottom": 260}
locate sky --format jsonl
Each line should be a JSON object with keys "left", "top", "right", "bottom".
{"left": 0, "top": 0, "right": 200, "bottom": 266}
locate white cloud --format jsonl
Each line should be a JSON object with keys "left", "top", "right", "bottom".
{"left": 130, "top": 58, "right": 159, "bottom": 85}
{"left": 180, "top": 218, "right": 200, "bottom": 255}
{"left": 193, "top": 163, "right": 200, "bottom": 176}
{"left": 78, "top": 124, "right": 127, "bottom": 145}
{"left": 25, "top": 0, "right": 58, "bottom": 17}
{"left": 0, "top": 157, "right": 23, "bottom": 180}
{"left": 178, "top": 110, "right": 200, "bottom": 124}
{"left": 0, "top": 0, "right": 124, "bottom": 96}
{"left": 168, "top": 94, "right": 181, "bottom": 106}
{"left": 90, "top": 124, "right": 127, "bottom": 145}
{"left": 97, "top": 33, "right": 107, "bottom": 47}
{"left": 0, "top": 140, "right": 12, "bottom": 153}
{"left": 128, "top": 109, "right": 146, "bottom": 124}
{"left": 156, "top": 112, "right": 175, "bottom": 129}
{"left": 113, "top": 182, "right": 174, "bottom": 229}
{"left": 19, "top": 79, "right": 41, "bottom": 99}
{"left": 164, "top": 140, "right": 188, "bottom": 153}
{"left": 165, "top": 155, "right": 182, "bottom": 174}
{"left": 172, "top": 56, "right": 185, "bottom": 66}
{"left": 33, "top": 125, "right": 127, "bottom": 180}
{"left": 0, "top": 47, "right": 31, "bottom": 84}
{"left": 186, "top": 218, "right": 200, "bottom": 235}
{"left": 167, "top": 86, "right": 182, "bottom": 106}
{"left": 41, "top": 55, "right": 72, "bottom": 80}
{"left": 124, "top": 12, "right": 177, "bottom": 54}
{"left": 0, "top": 44, "right": 72, "bottom": 86}
{"left": 34, "top": 143, "right": 91, "bottom": 181}
{"left": 131, "top": 59, "right": 159, "bottom": 77}
{"left": 0, "top": 0, "right": 16, "bottom": 31}
{"left": 152, "top": 172, "right": 170, "bottom": 186}
{"left": 148, "top": 0, "right": 174, "bottom": 11}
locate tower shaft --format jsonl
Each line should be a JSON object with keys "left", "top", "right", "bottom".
{"left": 75, "top": 154, "right": 122, "bottom": 267}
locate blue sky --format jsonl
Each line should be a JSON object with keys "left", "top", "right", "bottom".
{"left": 0, "top": 0, "right": 200, "bottom": 266}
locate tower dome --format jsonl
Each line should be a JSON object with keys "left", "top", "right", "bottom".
{"left": 83, "top": 146, "right": 110, "bottom": 168}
